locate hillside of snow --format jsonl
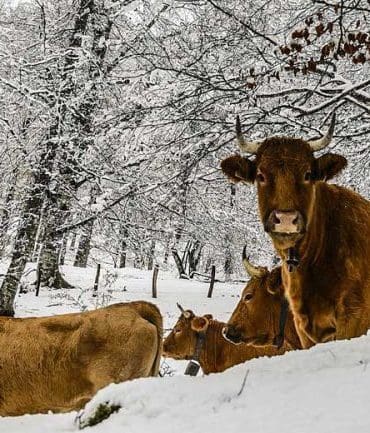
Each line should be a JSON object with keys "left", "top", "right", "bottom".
{"left": 1, "top": 265, "right": 370, "bottom": 433}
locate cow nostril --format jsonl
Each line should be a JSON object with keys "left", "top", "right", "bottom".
{"left": 226, "top": 326, "right": 238, "bottom": 338}
{"left": 273, "top": 212, "right": 281, "bottom": 224}
{"left": 292, "top": 216, "right": 298, "bottom": 225}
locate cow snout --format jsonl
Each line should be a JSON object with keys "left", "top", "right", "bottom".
{"left": 266, "top": 210, "right": 304, "bottom": 234}
{"left": 222, "top": 325, "right": 243, "bottom": 345}
{"left": 162, "top": 340, "right": 170, "bottom": 356}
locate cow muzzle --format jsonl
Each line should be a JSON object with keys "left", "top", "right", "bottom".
{"left": 265, "top": 210, "right": 304, "bottom": 234}
{"left": 222, "top": 325, "right": 243, "bottom": 345}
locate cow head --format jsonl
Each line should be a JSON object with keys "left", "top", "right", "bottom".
{"left": 221, "top": 114, "right": 347, "bottom": 250}
{"left": 163, "top": 304, "right": 212, "bottom": 360}
{"left": 223, "top": 252, "right": 283, "bottom": 346}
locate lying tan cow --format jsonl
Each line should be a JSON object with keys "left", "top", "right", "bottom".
{"left": 163, "top": 303, "right": 287, "bottom": 375}
{"left": 224, "top": 252, "right": 302, "bottom": 351}
{"left": 0, "top": 301, "right": 162, "bottom": 416}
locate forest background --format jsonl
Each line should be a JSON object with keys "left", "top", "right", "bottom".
{"left": 0, "top": 0, "right": 368, "bottom": 315}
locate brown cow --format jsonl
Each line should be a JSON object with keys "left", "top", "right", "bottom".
{"left": 224, "top": 251, "right": 301, "bottom": 351}
{"left": 0, "top": 301, "right": 162, "bottom": 416}
{"left": 221, "top": 114, "right": 370, "bottom": 348}
{"left": 163, "top": 303, "right": 288, "bottom": 375}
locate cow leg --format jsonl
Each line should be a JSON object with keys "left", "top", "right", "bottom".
{"left": 293, "top": 314, "right": 316, "bottom": 349}
{"left": 294, "top": 304, "right": 336, "bottom": 347}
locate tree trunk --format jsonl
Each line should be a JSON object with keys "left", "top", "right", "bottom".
{"left": 163, "top": 237, "right": 170, "bottom": 265}
{"left": 172, "top": 248, "right": 187, "bottom": 278}
{"left": 204, "top": 257, "right": 212, "bottom": 274}
{"left": 0, "top": 178, "right": 16, "bottom": 258}
{"left": 74, "top": 219, "right": 94, "bottom": 267}
{"left": 188, "top": 241, "right": 202, "bottom": 277}
{"left": 224, "top": 234, "right": 233, "bottom": 282}
{"left": 30, "top": 214, "right": 45, "bottom": 263}
{"left": 118, "top": 226, "right": 128, "bottom": 268}
{"left": 224, "top": 184, "right": 236, "bottom": 282}
{"left": 118, "top": 244, "right": 126, "bottom": 268}
{"left": 59, "top": 234, "right": 68, "bottom": 266}
{"left": 70, "top": 231, "right": 77, "bottom": 249}
{"left": 0, "top": 169, "right": 48, "bottom": 315}
{"left": 74, "top": 185, "right": 99, "bottom": 268}
{"left": 147, "top": 239, "right": 156, "bottom": 270}
{"left": 0, "top": 195, "right": 43, "bottom": 315}
{"left": 37, "top": 2, "right": 112, "bottom": 286}
{"left": 39, "top": 204, "right": 73, "bottom": 289}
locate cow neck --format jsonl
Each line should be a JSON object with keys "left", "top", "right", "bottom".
{"left": 273, "top": 297, "right": 289, "bottom": 349}
{"left": 192, "top": 330, "right": 206, "bottom": 363}
{"left": 270, "top": 296, "right": 300, "bottom": 351}
{"left": 279, "top": 185, "right": 328, "bottom": 298}
{"left": 298, "top": 183, "right": 329, "bottom": 267}
{"left": 197, "top": 321, "right": 223, "bottom": 374}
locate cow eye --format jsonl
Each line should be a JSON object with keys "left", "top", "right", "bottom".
{"left": 174, "top": 328, "right": 182, "bottom": 334}
{"left": 256, "top": 173, "right": 266, "bottom": 184}
{"left": 244, "top": 293, "right": 254, "bottom": 302}
{"left": 304, "top": 171, "right": 312, "bottom": 182}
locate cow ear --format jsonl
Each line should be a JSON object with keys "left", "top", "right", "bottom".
{"left": 266, "top": 268, "right": 283, "bottom": 295}
{"left": 314, "top": 154, "right": 347, "bottom": 181}
{"left": 220, "top": 155, "right": 256, "bottom": 184}
{"left": 191, "top": 316, "right": 210, "bottom": 333}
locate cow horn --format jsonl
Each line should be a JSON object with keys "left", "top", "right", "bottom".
{"left": 176, "top": 303, "right": 192, "bottom": 319}
{"left": 177, "top": 303, "right": 185, "bottom": 313}
{"left": 308, "top": 113, "right": 336, "bottom": 152}
{"left": 242, "top": 246, "right": 266, "bottom": 278}
{"left": 236, "top": 115, "right": 262, "bottom": 154}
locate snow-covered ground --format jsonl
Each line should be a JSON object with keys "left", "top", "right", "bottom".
{"left": 1, "top": 265, "right": 370, "bottom": 432}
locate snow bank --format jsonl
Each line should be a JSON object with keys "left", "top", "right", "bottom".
{"left": 76, "top": 334, "right": 370, "bottom": 433}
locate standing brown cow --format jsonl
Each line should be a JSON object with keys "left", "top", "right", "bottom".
{"left": 221, "top": 115, "right": 370, "bottom": 348}
{"left": 0, "top": 301, "right": 162, "bottom": 416}
{"left": 223, "top": 249, "right": 301, "bottom": 350}
{"left": 163, "top": 304, "right": 287, "bottom": 374}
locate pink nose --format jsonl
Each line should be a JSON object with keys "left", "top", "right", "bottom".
{"left": 274, "top": 210, "right": 299, "bottom": 233}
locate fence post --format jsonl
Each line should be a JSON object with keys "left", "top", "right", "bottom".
{"left": 92, "top": 264, "right": 101, "bottom": 298}
{"left": 35, "top": 267, "right": 42, "bottom": 297}
{"left": 207, "top": 265, "right": 216, "bottom": 298}
{"left": 152, "top": 264, "right": 159, "bottom": 298}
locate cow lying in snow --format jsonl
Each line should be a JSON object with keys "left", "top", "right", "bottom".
{"left": 164, "top": 302, "right": 289, "bottom": 375}
{"left": 0, "top": 301, "right": 162, "bottom": 416}
{"left": 224, "top": 252, "right": 302, "bottom": 351}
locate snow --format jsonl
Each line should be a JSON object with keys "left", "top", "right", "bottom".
{"left": 1, "top": 266, "right": 370, "bottom": 432}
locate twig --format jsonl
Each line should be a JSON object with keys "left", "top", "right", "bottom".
{"left": 237, "top": 368, "right": 250, "bottom": 397}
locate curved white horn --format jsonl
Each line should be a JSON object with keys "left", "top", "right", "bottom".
{"left": 176, "top": 303, "right": 193, "bottom": 319}
{"left": 236, "top": 115, "right": 263, "bottom": 154}
{"left": 308, "top": 113, "right": 336, "bottom": 152}
{"left": 242, "top": 246, "right": 266, "bottom": 278}
{"left": 177, "top": 303, "right": 185, "bottom": 313}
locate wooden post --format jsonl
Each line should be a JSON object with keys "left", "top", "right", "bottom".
{"left": 152, "top": 264, "right": 159, "bottom": 298}
{"left": 35, "top": 267, "right": 42, "bottom": 297}
{"left": 207, "top": 265, "right": 216, "bottom": 298}
{"left": 92, "top": 264, "right": 101, "bottom": 298}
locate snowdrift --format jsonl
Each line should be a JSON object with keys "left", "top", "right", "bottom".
{"left": 76, "top": 333, "right": 370, "bottom": 433}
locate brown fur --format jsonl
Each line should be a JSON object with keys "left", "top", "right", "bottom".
{"left": 163, "top": 308, "right": 287, "bottom": 375}
{"left": 221, "top": 135, "right": 370, "bottom": 348}
{"left": 0, "top": 301, "right": 163, "bottom": 416}
{"left": 226, "top": 267, "right": 302, "bottom": 350}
